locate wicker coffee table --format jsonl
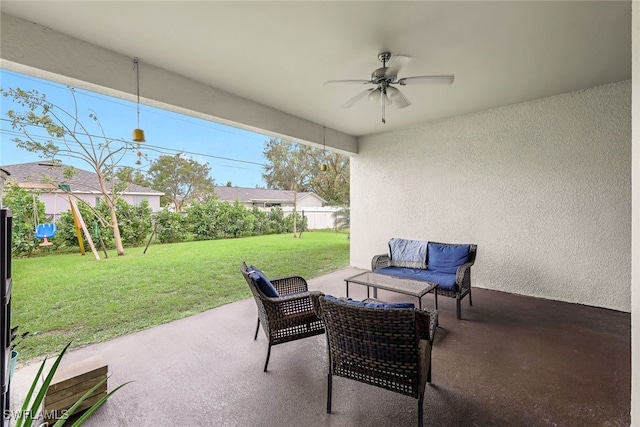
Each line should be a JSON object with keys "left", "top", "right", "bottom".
{"left": 344, "top": 272, "right": 438, "bottom": 310}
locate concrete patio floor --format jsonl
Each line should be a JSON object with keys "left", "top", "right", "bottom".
{"left": 9, "top": 267, "right": 630, "bottom": 426}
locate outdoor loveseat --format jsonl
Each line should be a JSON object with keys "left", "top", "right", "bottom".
{"left": 372, "top": 238, "right": 477, "bottom": 319}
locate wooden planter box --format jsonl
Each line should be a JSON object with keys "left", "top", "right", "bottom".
{"left": 43, "top": 356, "right": 108, "bottom": 422}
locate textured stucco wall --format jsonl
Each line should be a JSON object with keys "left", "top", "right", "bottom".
{"left": 630, "top": 1, "right": 638, "bottom": 421}
{"left": 351, "top": 80, "right": 631, "bottom": 312}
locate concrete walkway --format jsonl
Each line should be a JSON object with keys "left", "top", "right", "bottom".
{"left": 9, "top": 267, "right": 630, "bottom": 426}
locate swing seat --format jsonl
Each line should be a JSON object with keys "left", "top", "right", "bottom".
{"left": 35, "top": 223, "right": 57, "bottom": 246}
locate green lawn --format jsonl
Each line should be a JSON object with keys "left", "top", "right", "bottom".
{"left": 11, "top": 231, "right": 350, "bottom": 362}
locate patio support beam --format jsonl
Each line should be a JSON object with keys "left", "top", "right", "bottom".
{"left": 0, "top": 13, "right": 357, "bottom": 155}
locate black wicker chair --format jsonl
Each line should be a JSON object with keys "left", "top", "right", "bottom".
{"left": 240, "top": 262, "right": 325, "bottom": 371}
{"left": 313, "top": 294, "right": 438, "bottom": 427}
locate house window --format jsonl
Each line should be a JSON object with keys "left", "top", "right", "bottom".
{"left": 95, "top": 197, "right": 102, "bottom": 207}
{"left": 134, "top": 195, "right": 148, "bottom": 206}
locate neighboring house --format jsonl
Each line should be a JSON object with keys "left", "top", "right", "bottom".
{"left": 1, "top": 162, "right": 164, "bottom": 219}
{"left": 0, "top": 168, "right": 9, "bottom": 206}
{"left": 214, "top": 186, "right": 326, "bottom": 209}
{"left": 214, "top": 186, "right": 340, "bottom": 230}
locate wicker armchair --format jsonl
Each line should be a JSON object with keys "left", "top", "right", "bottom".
{"left": 312, "top": 294, "right": 438, "bottom": 427}
{"left": 240, "top": 262, "right": 325, "bottom": 371}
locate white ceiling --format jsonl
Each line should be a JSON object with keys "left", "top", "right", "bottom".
{"left": 0, "top": 1, "right": 631, "bottom": 137}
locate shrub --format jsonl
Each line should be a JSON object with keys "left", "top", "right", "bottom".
{"left": 266, "top": 206, "right": 285, "bottom": 235}
{"left": 283, "top": 210, "right": 307, "bottom": 233}
{"left": 187, "top": 200, "right": 220, "bottom": 240}
{"left": 55, "top": 200, "right": 96, "bottom": 249}
{"left": 2, "top": 183, "right": 45, "bottom": 256}
{"left": 250, "top": 206, "right": 269, "bottom": 236}
{"left": 155, "top": 208, "right": 188, "bottom": 243}
{"left": 56, "top": 198, "right": 151, "bottom": 249}
{"left": 107, "top": 199, "right": 152, "bottom": 247}
{"left": 216, "top": 200, "right": 254, "bottom": 238}
{"left": 333, "top": 206, "right": 350, "bottom": 231}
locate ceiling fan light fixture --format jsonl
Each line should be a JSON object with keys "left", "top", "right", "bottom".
{"left": 386, "top": 86, "right": 400, "bottom": 101}
{"left": 368, "top": 88, "right": 381, "bottom": 103}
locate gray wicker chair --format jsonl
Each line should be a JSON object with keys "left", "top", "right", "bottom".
{"left": 313, "top": 294, "right": 438, "bottom": 427}
{"left": 240, "top": 262, "right": 325, "bottom": 371}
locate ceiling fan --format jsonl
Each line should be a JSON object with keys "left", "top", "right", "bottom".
{"left": 324, "top": 52, "right": 454, "bottom": 124}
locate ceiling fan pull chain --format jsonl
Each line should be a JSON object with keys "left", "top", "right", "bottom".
{"left": 381, "top": 88, "right": 386, "bottom": 124}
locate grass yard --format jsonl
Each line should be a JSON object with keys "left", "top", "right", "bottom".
{"left": 11, "top": 231, "right": 350, "bottom": 362}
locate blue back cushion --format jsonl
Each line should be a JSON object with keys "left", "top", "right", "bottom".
{"left": 427, "top": 243, "right": 470, "bottom": 274}
{"left": 325, "top": 295, "right": 414, "bottom": 309}
{"left": 248, "top": 265, "right": 279, "bottom": 298}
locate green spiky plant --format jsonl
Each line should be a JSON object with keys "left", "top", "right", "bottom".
{"left": 14, "top": 342, "right": 130, "bottom": 427}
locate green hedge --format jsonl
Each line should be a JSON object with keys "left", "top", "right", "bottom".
{"left": 5, "top": 190, "right": 317, "bottom": 256}
{"left": 2, "top": 183, "right": 45, "bottom": 257}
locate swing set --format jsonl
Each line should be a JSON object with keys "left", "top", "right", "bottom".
{"left": 29, "top": 184, "right": 102, "bottom": 259}
{"left": 33, "top": 192, "right": 56, "bottom": 246}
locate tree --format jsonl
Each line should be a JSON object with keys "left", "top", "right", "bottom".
{"left": 308, "top": 152, "right": 350, "bottom": 206}
{"left": 333, "top": 206, "right": 350, "bottom": 239}
{"left": 262, "top": 138, "right": 315, "bottom": 237}
{"left": 147, "top": 153, "right": 216, "bottom": 212}
{"left": 1, "top": 87, "right": 136, "bottom": 256}
{"left": 262, "top": 138, "right": 351, "bottom": 234}
{"left": 115, "top": 166, "right": 151, "bottom": 189}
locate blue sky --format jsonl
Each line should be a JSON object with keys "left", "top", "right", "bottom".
{"left": 0, "top": 69, "right": 269, "bottom": 188}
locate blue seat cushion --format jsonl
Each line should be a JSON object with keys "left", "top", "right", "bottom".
{"left": 248, "top": 265, "right": 279, "bottom": 298}
{"left": 427, "top": 243, "right": 470, "bottom": 274}
{"left": 374, "top": 266, "right": 458, "bottom": 291}
{"left": 325, "top": 294, "right": 414, "bottom": 309}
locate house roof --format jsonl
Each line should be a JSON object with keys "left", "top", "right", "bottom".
{"left": 1, "top": 162, "right": 163, "bottom": 195}
{"left": 214, "top": 186, "right": 325, "bottom": 205}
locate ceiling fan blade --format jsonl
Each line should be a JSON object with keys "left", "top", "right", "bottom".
{"left": 386, "top": 54, "right": 414, "bottom": 77}
{"left": 395, "top": 76, "right": 452, "bottom": 87}
{"left": 341, "top": 88, "right": 375, "bottom": 108}
{"left": 397, "top": 75, "right": 455, "bottom": 85}
{"left": 323, "top": 79, "right": 372, "bottom": 86}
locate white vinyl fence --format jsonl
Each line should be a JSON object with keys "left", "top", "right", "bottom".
{"left": 280, "top": 206, "right": 341, "bottom": 230}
